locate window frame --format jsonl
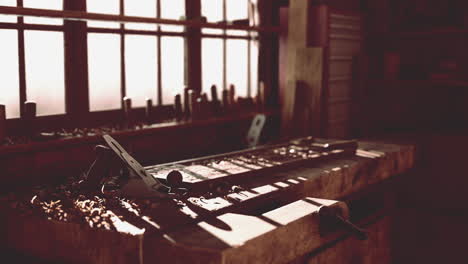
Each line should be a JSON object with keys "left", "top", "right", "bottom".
{"left": 0, "top": 0, "right": 278, "bottom": 134}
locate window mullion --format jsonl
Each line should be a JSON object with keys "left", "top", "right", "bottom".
{"left": 157, "top": 0, "right": 162, "bottom": 106}
{"left": 63, "top": 0, "right": 89, "bottom": 125}
{"left": 17, "top": 0, "right": 26, "bottom": 117}
{"left": 120, "top": 0, "right": 126, "bottom": 106}
{"left": 222, "top": 0, "right": 227, "bottom": 91}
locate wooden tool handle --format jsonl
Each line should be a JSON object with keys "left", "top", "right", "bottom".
{"left": 145, "top": 98, "right": 153, "bottom": 125}
{"left": 122, "top": 97, "right": 133, "bottom": 129}
{"left": 23, "top": 101, "right": 37, "bottom": 137}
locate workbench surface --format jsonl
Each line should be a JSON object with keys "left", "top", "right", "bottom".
{"left": 0, "top": 141, "right": 414, "bottom": 264}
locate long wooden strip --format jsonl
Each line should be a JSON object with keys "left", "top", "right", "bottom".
{"left": 0, "top": 6, "right": 280, "bottom": 33}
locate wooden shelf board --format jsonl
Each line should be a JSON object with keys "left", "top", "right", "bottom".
{"left": 370, "top": 79, "right": 468, "bottom": 87}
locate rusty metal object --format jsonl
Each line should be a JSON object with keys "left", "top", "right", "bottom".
{"left": 246, "top": 114, "right": 266, "bottom": 148}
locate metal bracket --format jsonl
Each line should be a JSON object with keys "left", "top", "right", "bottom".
{"left": 247, "top": 114, "right": 266, "bottom": 148}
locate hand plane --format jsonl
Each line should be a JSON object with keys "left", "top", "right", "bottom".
{"left": 82, "top": 135, "right": 186, "bottom": 199}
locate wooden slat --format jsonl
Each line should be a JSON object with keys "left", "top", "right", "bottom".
{"left": 329, "top": 81, "right": 352, "bottom": 99}
{"left": 330, "top": 13, "right": 361, "bottom": 22}
{"left": 330, "top": 39, "right": 361, "bottom": 56}
{"left": 330, "top": 23, "right": 360, "bottom": 31}
{"left": 328, "top": 102, "right": 351, "bottom": 121}
{"left": 329, "top": 60, "right": 353, "bottom": 77}
{"left": 0, "top": 6, "right": 280, "bottom": 33}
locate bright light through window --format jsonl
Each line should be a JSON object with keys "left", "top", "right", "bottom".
{"left": 88, "top": 33, "right": 121, "bottom": 112}
{"left": 23, "top": 0, "right": 63, "bottom": 25}
{"left": 124, "top": 0, "right": 156, "bottom": 31}
{"left": 251, "top": 40, "right": 259, "bottom": 97}
{"left": 226, "top": 0, "right": 248, "bottom": 21}
{"left": 201, "top": 0, "right": 223, "bottom": 35}
{"left": 125, "top": 35, "right": 158, "bottom": 107}
{"left": 161, "top": 37, "right": 184, "bottom": 105}
{"left": 227, "top": 39, "right": 248, "bottom": 98}
{"left": 226, "top": 0, "right": 248, "bottom": 36}
{"left": 25, "top": 31, "right": 65, "bottom": 116}
{"left": 0, "top": 29, "right": 20, "bottom": 119}
{"left": 0, "top": 0, "right": 17, "bottom": 23}
{"left": 87, "top": 0, "right": 120, "bottom": 28}
{"left": 160, "top": 0, "right": 185, "bottom": 32}
{"left": 202, "top": 38, "right": 223, "bottom": 100}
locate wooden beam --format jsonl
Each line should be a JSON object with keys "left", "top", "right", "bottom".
{"left": 0, "top": 6, "right": 281, "bottom": 33}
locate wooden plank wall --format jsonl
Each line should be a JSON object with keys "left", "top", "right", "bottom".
{"left": 282, "top": 1, "right": 363, "bottom": 139}
{"left": 326, "top": 11, "right": 363, "bottom": 138}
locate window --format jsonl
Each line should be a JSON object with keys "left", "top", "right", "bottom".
{"left": 201, "top": 0, "right": 259, "bottom": 99}
{"left": 0, "top": 0, "right": 268, "bottom": 130}
{"left": 86, "top": 0, "right": 186, "bottom": 111}
{"left": 24, "top": 31, "right": 65, "bottom": 116}
{"left": 0, "top": 0, "right": 65, "bottom": 117}
{"left": 0, "top": 29, "right": 20, "bottom": 118}
{"left": 88, "top": 33, "right": 121, "bottom": 111}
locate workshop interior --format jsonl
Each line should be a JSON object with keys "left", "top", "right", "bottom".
{"left": 0, "top": 0, "right": 466, "bottom": 263}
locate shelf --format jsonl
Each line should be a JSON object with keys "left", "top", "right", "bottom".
{"left": 0, "top": 6, "right": 281, "bottom": 33}
{"left": 0, "top": 110, "right": 278, "bottom": 156}
{"left": 374, "top": 28, "right": 468, "bottom": 39}
{"left": 369, "top": 79, "right": 468, "bottom": 87}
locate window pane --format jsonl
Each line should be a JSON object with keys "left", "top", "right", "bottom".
{"left": 125, "top": 35, "right": 157, "bottom": 107}
{"left": 202, "top": 38, "right": 223, "bottom": 100}
{"left": 124, "top": 0, "right": 157, "bottom": 31}
{"left": 250, "top": 40, "right": 259, "bottom": 98}
{"left": 0, "top": 0, "right": 17, "bottom": 23}
{"left": 23, "top": 0, "right": 63, "bottom": 25}
{"left": 227, "top": 39, "right": 248, "bottom": 98}
{"left": 226, "top": 0, "right": 248, "bottom": 21}
{"left": 88, "top": 33, "right": 121, "bottom": 111}
{"left": 226, "top": 0, "right": 248, "bottom": 36}
{"left": 160, "top": 0, "right": 185, "bottom": 32}
{"left": 87, "top": 0, "right": 119, "bottom": 28}
{"left": 201, "top": 0, "right": 223, "bottom": 35}
{"left": 0, "top": 30, "right": 20, "bottom": 119}
{"left": 25, "top": 31, "right": 65, "bottom": 116}
{"left": 161, "top": 37, "right": 184, "bottom": 105}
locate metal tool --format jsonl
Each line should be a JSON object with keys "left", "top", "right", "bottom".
{"left": 85, "top": 135, "right": 187, "bottom": 198}
{"left": 246, "top": 114, "right": 266, "bottom": 148}
{"left": 318, "top": 205, "right": 368, "bottom": 240}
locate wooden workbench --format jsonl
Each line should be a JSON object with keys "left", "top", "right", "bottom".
{"left": 0, "top": 141, "right": 414, "bottom": 264}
